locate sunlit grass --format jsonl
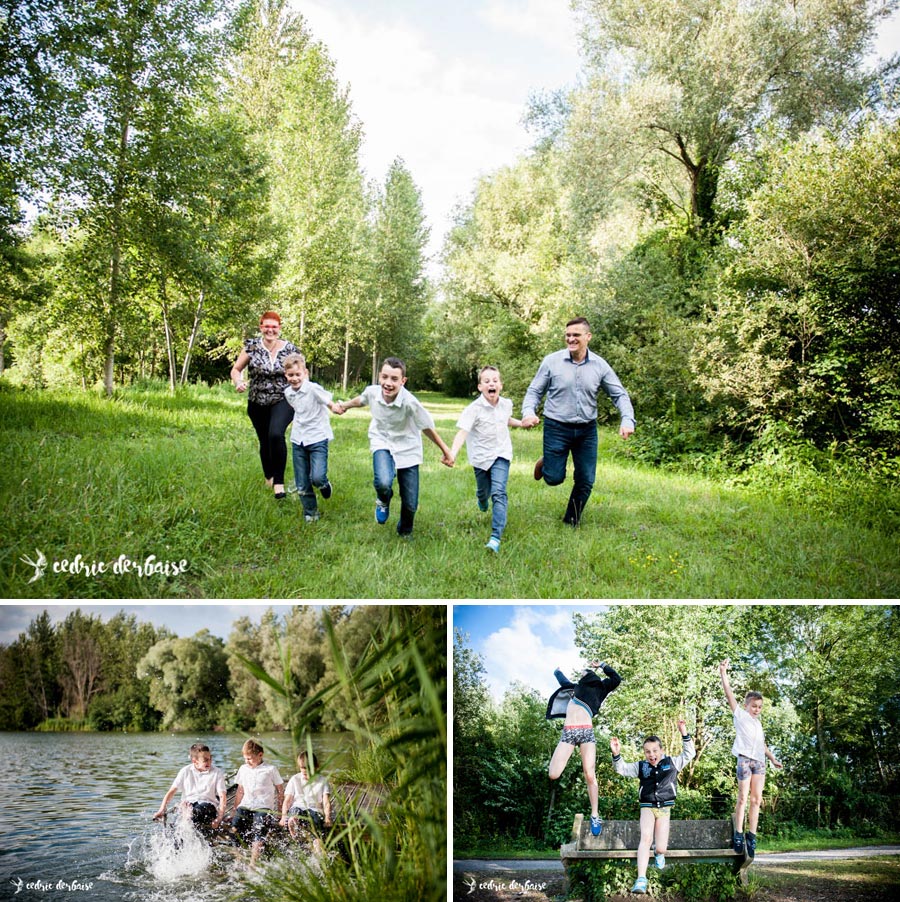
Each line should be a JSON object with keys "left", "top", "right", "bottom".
{"left": 1, "top": 380, "right": 898, "bottom": 598}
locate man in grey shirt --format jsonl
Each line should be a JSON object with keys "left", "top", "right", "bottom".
{"left": 521, "top": 317, "right": 635, "bottom": 526}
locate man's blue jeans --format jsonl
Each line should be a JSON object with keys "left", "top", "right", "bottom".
{"left": 292, "top": 440, "right": 329, "bottom": 517}
{"left": 373, "top": 449, "right": 419, "bottom": 535}
{"left": 473, "top": 457, "right": 510, "bottom": 540}
{"left": 541, "top": 417, "right": 598, "bottom": 525}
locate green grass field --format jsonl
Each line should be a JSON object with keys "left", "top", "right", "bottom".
{"left": 1, "top": 382, "right": 898, "bottom": 598}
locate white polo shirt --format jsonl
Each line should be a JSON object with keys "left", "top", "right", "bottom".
{"left": 235, "top": 762, "right": 284, "bottom": 810}
{"left": 171, "top": 763, "right": 226, "bottom": 805}
{"left": 732, "top": 706, "right": 767, "bottom": 762}
{"left": 360, "top": 384, "right": 435, "bottom": 468}
{"left": 456, "top": 395, "right": 513, "bottom": 470}
{"left": 285, "top": 773, "right": 331, "bottom": 813}
{"left": 285, "top": 380, "right": 334, "bottom": 446}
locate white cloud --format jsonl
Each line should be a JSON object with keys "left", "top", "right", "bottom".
{"left": 479, "top": 0, "right": 581, "bottom": 54}
{"left": 296, "top": 1, "right": 579, "bottom": 271}
{"left": 479, "top": 606, "right": 598, "bottom": 701}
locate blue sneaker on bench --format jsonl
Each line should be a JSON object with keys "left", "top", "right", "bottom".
{"left": 589, "top": 815, "right": 602, "bottom": 836}
{"left": 631, "top": 876, "right": 648, "bottom": 894}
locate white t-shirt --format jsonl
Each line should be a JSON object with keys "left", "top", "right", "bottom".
{"left": 360, "top": 384, "right": 435, "bottom": 468}
{"left": 285, "top": 380, "right": 334, "bottom": 446}
{"left": 285, "top": 773, "right": 331, "bottom": 813}
{"left": 235, "top": 762, "right": 284, "bottom": 810}
{"left": 732, "top": 706, "right": 767, "bottom": 762}
{"left": 457, "top": 395, "right": 514, "bottom": 470}
{"left": 171, "top": 763, "right": 226, "bottom": 805}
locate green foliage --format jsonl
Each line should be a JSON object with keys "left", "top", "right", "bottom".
{"left": 235, "top": 606, "right": 446, "bottom": 902}
{"left": 695, "top": 118, "right": 900, "bottom": 452}
{"left": 566, "top": 859, "right": 638, "bottom": 902}
{"left": 662, "top": 862, "right": 741, "bottom": 902}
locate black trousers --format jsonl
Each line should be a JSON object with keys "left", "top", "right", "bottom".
{"left": 246, "top": 397, "right": 293, "bottom": 484}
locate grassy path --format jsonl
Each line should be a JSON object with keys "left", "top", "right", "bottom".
{"left": 1, "top": 383, "right": 897, "bottom": 598}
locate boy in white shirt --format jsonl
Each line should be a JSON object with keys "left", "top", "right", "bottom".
{"left": 720, "top": 660, "right": 783, "bottom": 859}
{"left": 231, "top": 739, "right": 285, "bottom": 866}
{"left": 153, "top": 742, "right": 226, "bottom": 833}
{"left": 280, "top": 750, "right": 332, "bottom": 854}
{"left": 336, "top": 357, "right": 453, "bottom": 537}
{"left": 448, "top": 365, "right": 527, "bottom": 553}
{"left": 283, "top": 353, "right": 342, "bottom": 522}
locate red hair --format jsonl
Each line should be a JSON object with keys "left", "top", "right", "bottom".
{"left": 259, "top": 310, "right": 281, "bottom": 325}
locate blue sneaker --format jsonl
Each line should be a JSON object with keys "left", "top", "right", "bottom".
{"left": 631, "top": 877, "right": 648, "bottom": 894}
{"left": 654, "top": 853, "right": 665, "bottom": 870}
{"left": 590, "top": 815, "right": 602, "bottom": 836}
{"left": 375, "top": 501, "right": 389, "bottom": 524}
{"left": 485, "top": 537, "right": 500, "bottom": 553}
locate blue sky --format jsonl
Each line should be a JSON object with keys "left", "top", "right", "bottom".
{"left": 0, "top": 604, "right": 297, "bottom": 646}
{"left": 298, "top": 0, "right": 900, "bottom": 274}
{"left": 454, "top": 603, "right": 610, "bottom": 701}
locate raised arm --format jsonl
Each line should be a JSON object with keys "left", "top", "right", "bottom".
{"left": 719, "top": 660, "right": 738, "bottom": 712}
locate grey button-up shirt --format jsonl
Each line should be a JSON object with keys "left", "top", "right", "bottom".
{"left": 522, "top": 349, "right": 635, "bottom": 427}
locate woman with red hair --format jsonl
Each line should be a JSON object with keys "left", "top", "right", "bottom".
{"left": 230, "top": 311, "right": 300, "bottom": 499}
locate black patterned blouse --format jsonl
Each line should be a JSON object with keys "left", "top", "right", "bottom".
{"left": 243, "top": 337, "right": 300, "bottom": 406}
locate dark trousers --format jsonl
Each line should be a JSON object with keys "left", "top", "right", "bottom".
{"left": 541, "top": 417, "right": 598, "bottom": 525}
{"left": 246, "top": 397, "right": 293, "bottom": 484}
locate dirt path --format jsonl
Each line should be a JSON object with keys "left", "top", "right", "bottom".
{"left": 452, "top": 847, "right": 900, "bottom": 901}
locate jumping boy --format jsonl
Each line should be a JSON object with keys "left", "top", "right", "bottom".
{"left": 610, "top": 721, "right": 695, "bottom": 895}
{"left": 336, "top": 357, "right": 453, "bottom": 537}
{"left": 448, "top": 365, "right": 528, "bottom": 552}
{"left": 720, "top": 659, "right": 782, "bottom": 858}
{"left": 153, "top": 742, "right": 226, "bottom": 834}
{"left": 231, "top": 739, "right": 284, "bottom": 866}
{"left": 283, "top": 353, "right": 341, "bottom": 522}
{"left": 546, "top": 661, "right": 622, "bottom": 838}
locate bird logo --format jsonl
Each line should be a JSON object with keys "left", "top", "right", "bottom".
{"left": 11, "top": 877, "right": 24, "bottom": 894}
{"left": 21, "top": 549, "right": 47, "bottom": 583}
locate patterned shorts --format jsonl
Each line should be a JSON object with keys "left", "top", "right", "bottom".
{"left": 560, "top": 725, "right": 596, "bottom": 746}
{"left": 736, "top": 755, "right": 766, "bottom": 780}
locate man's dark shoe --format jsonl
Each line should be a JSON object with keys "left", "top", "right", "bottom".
{"left": 533, "top": 457, "right": 544, "bottom": 480}
{"left": 733, "top": 831, "right": 745, "bottom": 855}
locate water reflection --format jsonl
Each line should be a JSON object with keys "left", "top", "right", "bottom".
{"left": 0, "top": 731, "right": 352, "bottom": 900}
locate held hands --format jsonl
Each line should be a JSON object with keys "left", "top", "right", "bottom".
{"left": 609, "top": 737, "right": 621, "bottom": 756}
{"left": 333, "top": 402, "right": 347, "bottom": 415}
{"left": 440, "top": 452, "right": 455, "bottom": 468}
{"left": 521, "top": 415, "right": 540, "bottom": 429}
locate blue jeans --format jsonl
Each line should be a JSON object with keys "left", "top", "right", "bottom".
{"left": 373, "top": 450, "right": 419, "bottom": 535}
{"left": 474, "top": 457, "right": 510, "bottom": 540}
{"left": 292, "top": 440, "right": 329, "bottom": 516}
{"left": 542, "top": 417, "right": 598, "bottom": 525}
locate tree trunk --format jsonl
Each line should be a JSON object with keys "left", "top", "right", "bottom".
{"left": 180, "top": 289, "right": 205, "bottom": 385}
{"left": 342, "top": 334, "right": 350, "bottom": 393}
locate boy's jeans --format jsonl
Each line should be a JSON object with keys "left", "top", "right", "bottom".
{"left": 373, "top": 450, "right": 419, "bottom": 534}
{"left": 292, "top": 440, "right": 329, "bottom": 517}
{"left": 473, "top": 456, "right": 510, "bottom": 540}
{"left": 541, "top": 417, "right": 598, "bottom": 525}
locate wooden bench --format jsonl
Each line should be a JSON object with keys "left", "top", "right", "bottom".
{"left": 560, "top": 815, "right": 752, "bottom": 884}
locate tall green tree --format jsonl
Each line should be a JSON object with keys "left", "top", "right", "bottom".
{"left": 230, "top": 0, "right": 368, "bottom": 373}
{"left": 44, "top": 0, "right": 227, "bottom": 395}
{"left": 366, "top": 159, "right": 430, "bottom": 381}
{"left": 137, "top": 629, "right": 230, "bottom": 730}
{"left": 566, "top": 0, "right": 896, "bottom": 233}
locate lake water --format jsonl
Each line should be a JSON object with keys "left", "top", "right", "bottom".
{"left": 0, "top": 731, "right": 351, "bottom": 901}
